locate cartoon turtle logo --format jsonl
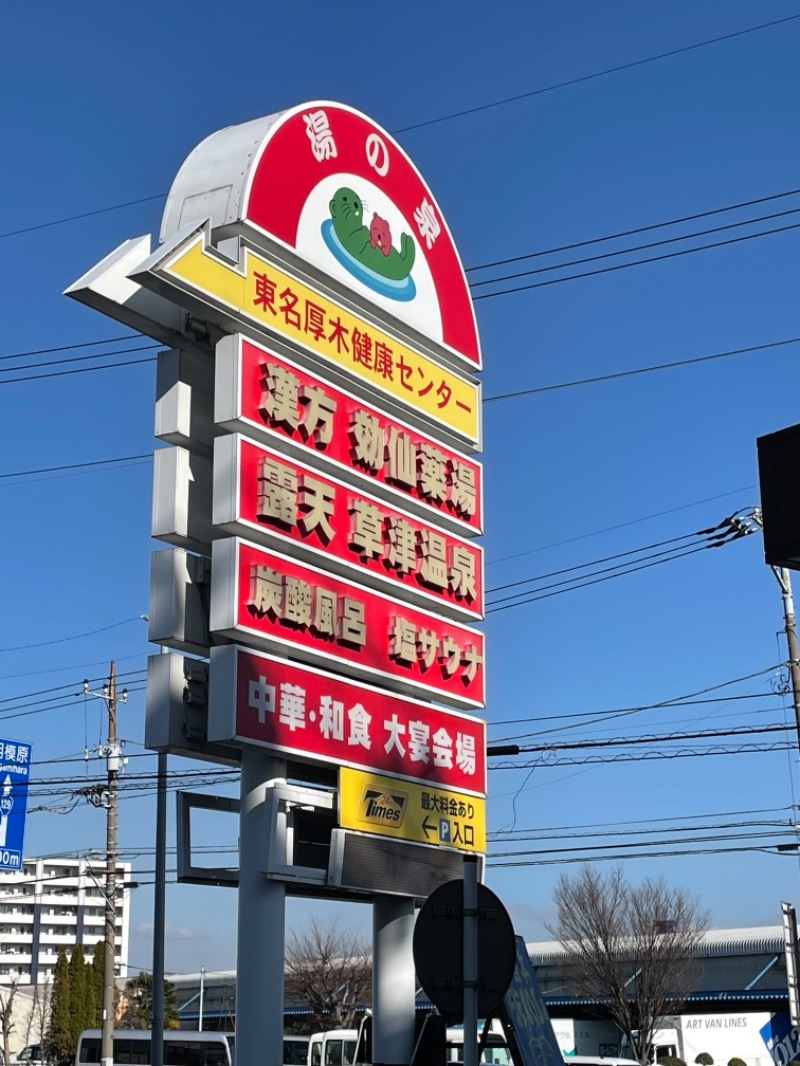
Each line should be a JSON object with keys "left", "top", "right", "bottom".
{"left": 321, "top": 186, "right": 416, "bottom": 301}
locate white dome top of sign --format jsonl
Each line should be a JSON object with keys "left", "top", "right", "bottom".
{"left": 160, "top": 101, "right": 481, "bottom": 372}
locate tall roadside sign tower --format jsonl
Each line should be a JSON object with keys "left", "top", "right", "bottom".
{"left": 68, "top": 102, "right": 486, "bottom": 1065}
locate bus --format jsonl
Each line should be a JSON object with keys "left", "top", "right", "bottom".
{"left": 75, "top": 1031, "right": 233, "bottom": 1066}
{"left": 283, "top": 1036, "right": 309, "bottom": 1065}
{"left": 564, "top": 1059, "right": 640, "bottom": 1066}
{"left": 445, "top": 1025, "right": 512, "bottom": 1064}
{"left": 307, "top": 1029, "right": 358, "bottom": 1066}
{"left": 307, "top": 1023, "right": 512, "bottom": 1065}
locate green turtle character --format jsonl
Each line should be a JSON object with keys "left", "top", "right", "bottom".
{"left": 328, "top": 187, "right": 415, "bottom": 281}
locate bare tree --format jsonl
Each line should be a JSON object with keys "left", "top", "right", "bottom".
{"left": 30, "top": 980, "right": 52, "bottom": 1050}
{"left": 548, "top": 865, "right": 710, "bottom": 1066}
{"left": 284, "top": 918, "right": 372, "bottom": 1031}
{"left": 0, "top": 979, "right": 20, "bottom": 1066}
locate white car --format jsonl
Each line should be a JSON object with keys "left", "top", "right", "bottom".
{"left": 11, "top": 1045, "right": 44, "bottom": 1066}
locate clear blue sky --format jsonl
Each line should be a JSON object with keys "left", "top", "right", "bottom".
{"left": 1, "top": 0, "right": 799, "bottom": 974}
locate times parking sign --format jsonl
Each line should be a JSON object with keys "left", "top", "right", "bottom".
{"left": 0, "top": 738, "right": 32, "bottom": 871}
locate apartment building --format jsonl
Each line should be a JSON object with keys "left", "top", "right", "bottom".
{"left": 0, "top": 856, "right": 131, "bottom": 985}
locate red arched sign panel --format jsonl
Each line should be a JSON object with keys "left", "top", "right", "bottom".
{"left": 242, "top": 102, "right": 481, "bottom": 369}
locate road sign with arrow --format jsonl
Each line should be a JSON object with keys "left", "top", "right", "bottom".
{"left": 0, "top": 738, "right": 32, "bottom": 871}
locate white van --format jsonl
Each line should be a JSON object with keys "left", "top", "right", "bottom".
{"left": 445, "top": 1025, "right": 513, "bottom": 1064}
{"left": 564, "top": 1058, "right": 641, "bottom": 1066}
{"left": 12, "top": 1047, "right": 44, "bottom": 1066}
{"left": 283, "top": 1035, "right": 310, "bottom": 1065}
{"left": 307, "top": 1029, "right": 359, "bottom": 1065}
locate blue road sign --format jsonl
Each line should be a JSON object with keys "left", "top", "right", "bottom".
{"left": 502, "top": 936, "right": 564, "bottom": 1066}
{"left": 0, "top": 738, "right": 33, "bottom": 872}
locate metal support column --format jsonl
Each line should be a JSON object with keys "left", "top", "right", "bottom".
{"left": 151, "top": 752, "right": 168, "bottom": 1066}
{"left": 462, "top": 856, "right": 479, "bottom": 1066}
{"left": 236, "top": 749, "right": 286, "bottom": 1066}
{"left": 372, "top": 895, "right": 416, "bottom": 1066}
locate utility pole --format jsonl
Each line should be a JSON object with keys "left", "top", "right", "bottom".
{"left": 83, "top": 664, "right": 127, "bottom": 1066}
{"left": 774, "top": 566, "right": 800, "bottom": 751}
{"left": 749, "top": 510, "right": 800, "bottom": 751}
{"left": 151, "top": 751, "right": 168, "bottom": 1066}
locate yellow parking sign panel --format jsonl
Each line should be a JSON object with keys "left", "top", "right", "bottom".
{"left": 339, "top": 768, "right": 486, "bottom": 854}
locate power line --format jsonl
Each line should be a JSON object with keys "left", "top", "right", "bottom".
{"left": 487, "top": 529, "right": 705, "bottom": 596}
{"left": 0, "top": 675, "right": 146, "bottom": 718}
{"left": 394, "top": 13, "right": 800, "bottom": 133}
{"left": 3, "top": 188, "right": 795, "bottom": 372}
{"left": 508, "top": 722, "right": 791, "bottom": 754}
{"left": 488, "top": 484, "right": 757, "bottom": 564}
{"left": 0, "top": 195, "right": 166, "bottom": 242}
{"left": 500, "top": 703, "right": 788, "bottom": 749}
{"left": 473, "top": 220, "right": 800, "bottom": 301}
{"left": 0, "top": 687, "right": 145, "bottom": 725}
{"left": 0, "top": 12, "right": 795, "bottom": 253}
{"left": 0, "top": 333, "right": 790, "bottom": 408}
{"left": 490, "top": 663, "right": 782, "bottom": 729}
{"left": 0, "top": 617, "right": 145, "bottom": 653}
{"left": 490, "top": 804, "right": 794, "bottom": 839}
{"left": 0, "top": 335, "right": 144, "bottom": 362}
{"left": 486, "top": 541, "right": 712, "bottom": 612}
{"left": 490, "top": 828, "right": 798, "bottom": 860}
{"left": 485, "top": 337, "right": 800, "bottom": 402}
{"left": 470, "top": 205, "right": 800, "bottom": 288}
{"left": 0, "top": 674, "right": 145, "bottom": 707}
{"left": 0, "top": 343, "right": 159, "bottom": 376}
{"left": 466, "top": 187, "right": 800, "bottom": 273}
{"left": 490, "top": 741, "right": 795, "bottom": 770}
{"left": 0, "top": 454, "right": 151, "bottom": 482}
{"left": 0, "top": 356, "right": 156, "bottom": 386}
{"left": 23, "top": 766, "right": 239, "bottom": 800}
{"left": 492, "top": 696, "right": 782, "bottom": 745}
{"left": 19, "top": 722, "right": 789, "bottom": 798}
{"left": 0, "top": 651, "right": 147, "bottom": 685}
{"left": 487, "top": 513, "right": 754, "bottom": 608}
{"left": 488, "top": 669, "right": 789, "bottom": 746}
{"left": 487, "top": 510, "right": 758, "bottom": 611}
{"left": 487, "top": 840, "right": 793, "bottom": 867}
{"left": 488, "top": 540, "right": 709, "bottom": 606}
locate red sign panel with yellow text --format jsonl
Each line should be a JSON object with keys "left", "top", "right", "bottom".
{"left": 215, "top": 334, "right": 483, "bottom": 537}
{"left": 214, "top": 434, "right": 484, "bottom": 622}
{"left": 208, "top": 644, "right": 487, "bottom": 795}
{"left": 210, "top": 538, "right": 485, "bottom": 710}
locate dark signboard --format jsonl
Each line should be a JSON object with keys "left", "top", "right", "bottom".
{"left": 413, "top": 879, "right": 516, "bottom": 1022}
{"left": 757, "top": 423, "right": 800, "bottom": 570}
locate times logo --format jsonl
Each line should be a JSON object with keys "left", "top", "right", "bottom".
{"left": 361, "top": 788, "right": 407, "bottom": 826}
